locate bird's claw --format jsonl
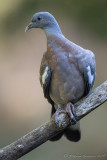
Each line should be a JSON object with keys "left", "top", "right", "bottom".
{"left": 52, "top": 103, "right": 76, "bottom": 127}
{"left": 66, "top": 102, "right": 76, "bottom": 125}
{"left": 52, "top": 109, "right": 66, "bottom": 127}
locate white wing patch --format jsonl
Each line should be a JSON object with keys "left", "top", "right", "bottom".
{"left": 87, "top": 65, "right": 94, "bottom": 84}
{"left": 42, "top": 66, "right": 49, "bottom": 85}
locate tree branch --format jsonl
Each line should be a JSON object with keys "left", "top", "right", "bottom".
{"left": 0, "top": 81, "right": 107, "bottom": 160}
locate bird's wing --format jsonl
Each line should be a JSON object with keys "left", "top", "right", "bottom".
{"left": 40, "top": 52, "right": 54, "bottom": 107}
{"left": 78, "top": 50, "right": 96, "bottom": 95}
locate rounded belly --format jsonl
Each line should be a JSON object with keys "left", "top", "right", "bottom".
{"left": 50, "top": 70, "right": 85, "bottom": 105}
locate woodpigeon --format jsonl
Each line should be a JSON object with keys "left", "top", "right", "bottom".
{"left": 25, "top": 12, "right": 96, "bottom": 142}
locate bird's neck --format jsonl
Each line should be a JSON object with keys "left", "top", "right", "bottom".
{"left": 44, "top": 23, "right": 63, "bottom": 38}
{"left": 44, "top": 26, "right": 65, "bottom": 49}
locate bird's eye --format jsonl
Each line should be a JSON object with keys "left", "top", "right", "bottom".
{"left": 37, "top": 17, "right": 42, "bottom": 21}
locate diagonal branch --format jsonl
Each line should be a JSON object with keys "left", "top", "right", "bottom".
{"left": 0, "top": 81, "right": 107, "bottom": 160}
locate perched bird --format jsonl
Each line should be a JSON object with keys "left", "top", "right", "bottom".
{"left": 25, "top": 12, "right": 96, "bottom": 142}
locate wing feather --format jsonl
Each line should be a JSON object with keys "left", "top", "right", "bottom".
{"left": 78, "top": 50, "right": 96, "bottom": 95}
{"left": 40, "top": 52, "right": 54, "bottom": 106}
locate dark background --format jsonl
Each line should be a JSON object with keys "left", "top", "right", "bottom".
{"left": 0, "top": 0, "right": 107, "bottom": 160}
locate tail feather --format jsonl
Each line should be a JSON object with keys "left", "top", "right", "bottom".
{"left": 64, "top": 122, "right": 81, "bottom": 142}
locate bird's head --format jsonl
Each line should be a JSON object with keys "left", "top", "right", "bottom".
{"left": 25, "top": 12, "right": 62, "bottom": 35}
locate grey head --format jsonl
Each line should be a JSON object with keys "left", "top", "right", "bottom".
{"left": 25, "top": 12, "right": 62, "bottom": 36}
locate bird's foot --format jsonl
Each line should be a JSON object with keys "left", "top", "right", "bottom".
{"left": 52, "top": 109, "right": 66, "bottom": 127}
{"left": 66, "top": 102, "right": 76, "bottom": 125}
{"left": 52, "top": 103, "right": 76, "bottom": 127}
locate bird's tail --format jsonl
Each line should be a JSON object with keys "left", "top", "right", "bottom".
{"left": 50, "top": 122, "right": 81, "bottom": 142}
{"left": 50, "top": 105, "right": 81, "bottom": 142}
{"left": 64, "top": 122, "right": 81, "bottom": 142}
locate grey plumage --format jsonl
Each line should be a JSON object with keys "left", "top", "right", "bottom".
{"left": 26, "top": 12, "right": 96, "bottom": 142}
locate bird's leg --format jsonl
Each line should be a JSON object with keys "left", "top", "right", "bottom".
{"left": 66, "top": 102, "right": 76, "bottom": 125}
{"left": 52, "top": 108, "right": 66, "bottom": 127}
{"left": 52, "top": 103, "right": 76, "bottom": 127}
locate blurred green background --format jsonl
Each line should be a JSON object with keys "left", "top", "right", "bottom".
{"left": 0, "top": 0, "right": 107, "bottom": 160}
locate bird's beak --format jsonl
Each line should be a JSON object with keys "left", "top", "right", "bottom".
{"left": 25, "top": 22, "right": 34, "bottom": 32}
